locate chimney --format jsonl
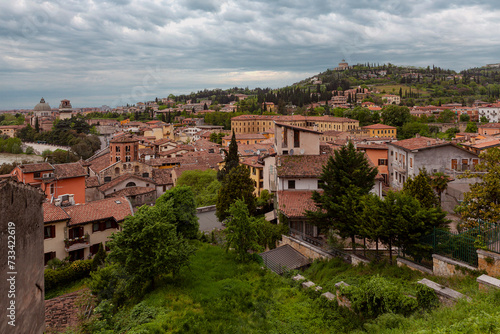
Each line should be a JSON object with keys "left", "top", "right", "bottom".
{"left": 427, "top": 141, "right": 431, "bottom": 146}
{"left": 415, "top": 133, "right": 421, "bottom": 138}
{"left": 471, "top": 137, "right": 476, "bottom": 145}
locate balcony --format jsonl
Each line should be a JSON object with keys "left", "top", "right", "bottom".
{"left": 64, "top": 233, "right": 90, "bottom": 252}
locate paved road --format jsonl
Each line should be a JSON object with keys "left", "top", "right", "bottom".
{"left": 197, "top": 210, "right": 223, "bottom": 232}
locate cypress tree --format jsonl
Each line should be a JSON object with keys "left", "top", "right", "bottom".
{"left": 217, "top": 130, "right": 239, "bottom": 181}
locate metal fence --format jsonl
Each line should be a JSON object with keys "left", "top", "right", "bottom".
{"left": 419, "top": 220, "right": 500, "bottom": 267}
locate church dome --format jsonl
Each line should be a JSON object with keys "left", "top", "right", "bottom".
{"left": 34, "top": 98, "right": 51, "bottom": 111}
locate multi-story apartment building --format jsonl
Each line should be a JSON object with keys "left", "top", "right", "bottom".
{"left": 231, "top": 115, "right": 359, "bottom": 135}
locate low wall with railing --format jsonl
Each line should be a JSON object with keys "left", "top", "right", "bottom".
{"left": 432, "top": 254, "right": 477, "bottom": 277}
{"left": 280, "top": 235, "right": 332, "bottom": 260}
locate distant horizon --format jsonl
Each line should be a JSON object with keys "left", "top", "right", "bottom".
{"left": 2, "top": 0, "right": 499, "bottom": 110}
{"left": 0, "top": 61, "right": 494, "bottom": 111}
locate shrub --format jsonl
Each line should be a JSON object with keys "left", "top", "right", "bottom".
{"left": 44, "top": 259, "right": 92, "bottom": 291}
{"left": 416, "top": 283, "right": 439, "bottom": 309}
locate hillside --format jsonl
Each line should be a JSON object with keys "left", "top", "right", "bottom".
{"left": 70, "top": 242, "right": 500, "bottom": 334}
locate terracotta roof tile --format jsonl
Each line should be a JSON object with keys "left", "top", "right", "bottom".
{"left": 43, "top": 202, "right": 70, "bottom": 223}
{"left": 54, "top": 162, "right": 88, "bottom": 180}
{"left": 362, "top": 123, "right": 397, "bottom": 129}
{"left": 152, "top": 169, "right": 173, "bottom": 185}
{"left": 19, "top": 162, "right": 54, "bottom": 173}
{"left": 87, "top": 152, "right": 111, "bottom": 174}
{"left": 108, "top": 186, "right": 156, "bottom": 197}
{"left": 63, "top": 196, "right": 132, "bottom": 226}
{"left": 85, "top": 176, "right": 100, "bottom": 188}
{"left": 388, "top": 136, "right": 450, "bottom": 151}
{"left": 277, "top": 155, "right": 330, "bottom": 178}
{"left": 278, "top": 190, "right": 319, "bottom": 218}
{"left": 98, "top": 173, "right": 153, "bottom": 192}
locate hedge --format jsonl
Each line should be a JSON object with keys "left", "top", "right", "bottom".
{"left": 45, "top": 259, "right": 93, "bottom": 291}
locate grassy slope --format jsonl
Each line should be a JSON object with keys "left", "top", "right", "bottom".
{"left": 86, "top": 244, "right": 500, "bottom": 334}
{"left": 102, "top": 243, "right": 358, "bottom": 333}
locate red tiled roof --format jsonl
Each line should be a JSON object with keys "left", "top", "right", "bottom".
{"left": 362, "top": 123, "right": 397, "bottom": 129}
{"left": 98, "top": 173, "right": 153, "bottom": 192}
{"left": 54, "top": 162, "right": 87, "bottom": 180}
{"left": 43, "top": 202, "right": 70, "bottom": 223}
{"left": 85, "top": 176, "right": 100, "bottom": 188}
{"left": 277, "top": 154, "right": 330, "bottom": 178}
{"left": 109, "top": 134, "right": 139, "bottom": 143}
{"left": 108, "top": 186, "right": 156, "bottom": 197}
{"left": 152, "top": 168, "right": 173, "bottom": 185}
{"left": 275, "top": 122, "right": 322, "bottom": 134}
{"left": 222, "top": 134, "right": 266, "bottom": 140}
{"left": 87, "top": 152, "right": 111, "bottom": 174}
{"left": 388, "top": 136, "right": 450, "bottom": 151}
{"left": 63, "top": 196, "right": 132, "bottom": 226}
{"left": 278, "top": 190, "right": 320, "bottom": 218}
{"left": 18, "top": 162, "right": 54, "bottom": 173}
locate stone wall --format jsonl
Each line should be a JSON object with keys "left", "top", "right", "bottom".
{"left": 397, "top": 257, "right": 433, "bottom": 275}
{"left": 0, "top": 180, "right": 46, "bottom": 334}
{"left": 432, "top": 254, "right": 477, "bottom": 277}
{"left": 477, "top": 274, "right": 500, "bottom": 291}
{"left": 280, "top": 235, "right": 332, "bottom": 260}
{"left": 418, "top": 278, "right": 471, "bottom": 306}
{"left": 477, "top": 249, "right": 500, "bottom": 278}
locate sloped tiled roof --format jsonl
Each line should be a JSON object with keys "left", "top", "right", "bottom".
{"left": 85, "top": 176, "right": 100, "bottom": 188}
{"left": 152, "top": 168, "right": 173, "bottom": 185}
{"left": 87, "top": 152, "right": 111, "bottom": 174}
{"left": 107, "top": 186, "right": 156, "bottom": 197}
{"left": 63, "top": 196, "right": 132, "bottom": 226}
{"left": 278, "top": 190, "right": 320, "bottom": 218}
{"left": 388, "top": 136, "right": 450, "bottom": 151}
{"left": 54, "top": 162, "right": 87, "bottom": 180}
{"left": 98, "top": 173, "right": 153, "bottom": 192}
{"left": 362, "top": 123, "right": 397, "bottom": 129}
{"left": 43, "top": 202, "right": 70, "bottom": 223}
{"left": 277, "top": 155, "right": 329, "bottom": 178}
{"left": 19, "top": 162, "right": 54, "bottom": 173}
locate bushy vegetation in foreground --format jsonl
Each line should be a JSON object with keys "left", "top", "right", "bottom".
{"left": 72, "top": 244, "right": 500, "bottom": 334}
{"left": 79, "top": 243, "right": 359, "bottom": 333}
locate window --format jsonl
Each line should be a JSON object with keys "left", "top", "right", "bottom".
{"left": 68, "top": 226, "right": 84, "bottom": 239}
{"left": 90, "top": 243, "right": 100, "bottom": 255}
{"left": 142, "top": 172, "right": 149, "bottom": 178}
{"left": 126, "top": 182, "right": 136, "bottom": 187}
{"left": 44, "top": 252, "right": 56, "bottom": 266}
{"left": 104, "top": 176, "right": 111, "bottom": 183}
{"left": 115, "top": 146, "right": 120, "bottom": 152}
{"left": 34, "top": 172, "right": 41, "bottom": 178}
{"left": 50, "top": 183, "right": 55, "bottom": 195}
{"left": 93, "top": 221, "right": 118, "bottom": 232}
{"left": 44, "top": 225, "right": 55, "bottom": 239}
{"left": 318, "top": 180, "right": 324, "bottom": 189}
{"left": 378, "top": 159, "right": 387, "bottom": 166}
{"left": 288, "top": 180, "right": 296, "bottom": 189}
{"left": 451, "top": 159, "right": 458, "bottom": 170}
{"left": 115, "top": 167, "right": 120, "bottom": 174}
{"left": 410, "top": 158, "right": 413, "bottom": 168}
{"left": 294, "top": 129, "right": 300, "bottom": 148}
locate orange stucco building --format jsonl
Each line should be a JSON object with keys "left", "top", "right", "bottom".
{"left": 11, "top": 162, "right": 87, "bottom": 204}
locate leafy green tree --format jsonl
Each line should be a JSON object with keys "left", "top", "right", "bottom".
{"left": 91, "top": 243, "right": 107, "bottom": 271}
{"left": 381, "top": 105, "right": 411, "bottom": 128}
{"left": 399, "top": 122, "right": 430, "bottom": 139}
{"left": 459, "top": 113, "right": 470, "bottom": 122}
{"left": 480, "top": 116, "right": 489, "bottom": 123}
{"left": 224, "top": 199, "right": 262, "bottom": 261}
{"left": 465, "top": 122, "right": 478, "bottom": 133}
{"left": 377, "top": 191, "right": 447, "bottom": 263}
{"left": 176, "top": 169, "right": 221, "bottom": 207}
{"left": 216, "top": 165, "right": 256, "bottom": 222}
{"left": 437, "top": 109, "right": 456, "bottom": 123}
{"left": 107, "top": 203, "right": 195, "bottom": 291}
{"left": 444, "top": 127, "right": 460, "bottom": 140}
{"left": 217, "top": 131, "right": 239, "bottom": 181}
{"left": 403, "top": 170, "right": 438, "bottom": 208}
{"left": 456, "top": 147, "right": 500, "bottom": 226}
{"left": 308, "top": 141, "right": 378, "bottom": 251}
{"left": 155, "top": 186, "right": 199, "bottom": 239}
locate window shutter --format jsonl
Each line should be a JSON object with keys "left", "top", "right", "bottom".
{"left": 51, "top": 225, "right": 55, "bottom": 238}
{"left": 69, "top": 228, "right": 74, "bottom": 239}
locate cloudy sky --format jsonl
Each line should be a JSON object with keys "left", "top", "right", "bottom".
{"left": 1, "top": 0, "right": 499, "bottom": 109}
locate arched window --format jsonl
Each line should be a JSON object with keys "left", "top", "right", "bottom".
{"left": 115, "top": 167, "right": 120, "bottom": 175}
{"left": 126, "top": 182, "right": 136, "bottom": 187}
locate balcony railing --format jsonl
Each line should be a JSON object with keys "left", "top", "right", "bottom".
{"left": 64, "top": 233, "right": 90, "bottom": 250}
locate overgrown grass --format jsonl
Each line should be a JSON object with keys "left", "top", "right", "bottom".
{"left": 80, "top": 245, "right": 500, "bottom": 333}
{"left": 45, "top": 278, "right": 87, "bottom": 300}
{"left": 83, "top": 243, "right": 362, "bottom": 333}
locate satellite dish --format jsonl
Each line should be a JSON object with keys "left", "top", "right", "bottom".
{"left": 300, "top": 149, "right": 305, "bottom": 155}
{"left": 289, "top": 149, "right": 294, "bottom": 155}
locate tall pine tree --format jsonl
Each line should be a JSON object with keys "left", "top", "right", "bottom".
{"left": 217, "top": 130, "right": 239, "bottom": 181}
{"left": 307, "top": 141, "right": 378, "bottom": 251}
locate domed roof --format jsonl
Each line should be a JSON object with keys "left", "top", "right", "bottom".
{"left": 34, "top": 98, "right": 51, "bottom": 111}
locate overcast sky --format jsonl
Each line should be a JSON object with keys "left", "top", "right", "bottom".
{"left": 1, "top": 0, "right": 499, "bottom": 110}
